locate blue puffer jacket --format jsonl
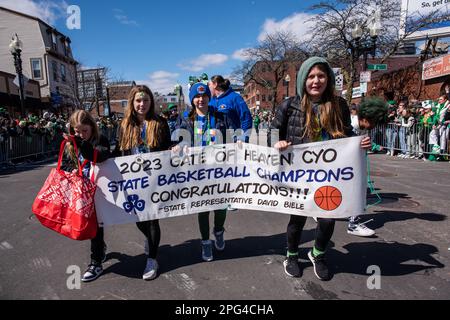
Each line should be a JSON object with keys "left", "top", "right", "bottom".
{"left": 210, "top": 88, "right": 252, "bottom": 141}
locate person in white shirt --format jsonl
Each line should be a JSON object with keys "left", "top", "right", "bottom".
{"left": 348, "top": 98, "right": 387, "bottom": 237}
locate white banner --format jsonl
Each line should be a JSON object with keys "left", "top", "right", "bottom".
{"left": 94, "top": 137, "right": 367, "bottom": 226}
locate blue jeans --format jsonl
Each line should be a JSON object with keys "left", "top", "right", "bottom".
{"left": 399, "top": 127, "right": 407, "bottom": 154}
{"left": 386, "top": 127, "right": 397, "bottom": 153}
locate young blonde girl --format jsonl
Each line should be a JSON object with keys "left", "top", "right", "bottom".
{"left": 62, "top": 110, "right": 111, "bottom": 282}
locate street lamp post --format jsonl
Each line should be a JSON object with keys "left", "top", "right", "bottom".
{"left": 285, "top": 74, "right": 291, "bottom": 99}
{"left": 351, "top": 19, "right": 381, "bottom": 99}
{"left": 174, "top": 84, "right": 182, "bottom": 112}
{"left": 105, "top": 81, "right": 111, "bottom": 117}
{"left": 9, "top": 34, "right": 26, "bottom": 118}
{"left": 255, "top": 90, "right": 260, "bottom": 113}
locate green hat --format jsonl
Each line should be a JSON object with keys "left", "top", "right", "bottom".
{"left": 297, "top": 57, "right": 335, "bottom": 99}
{"left": 387, "top": 100, "right": 397, "bottom": 105}
{"left": 167, "top": 104, "right": 177, "bottom": 111}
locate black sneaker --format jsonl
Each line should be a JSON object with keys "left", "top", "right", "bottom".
{"left": 283, "top": 256, "right": 302, "bottom": 278}
{"left": 81, "top": 264, "right": 103, "bottom": 283}
{"left": 308, "top": 251, "right": 331, "bottom": 281}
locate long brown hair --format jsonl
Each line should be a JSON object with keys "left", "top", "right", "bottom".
{"left": 211, "top": 75, "right": 231, "bottom": 92}
{"left": 302, "top": 64, "right": 345, "bottom": 140}
{"left": 119, "top": 85, "right": 165, "bottom": 150}
{"left": 66, "top": 110, "right": 99, "bottom": 166}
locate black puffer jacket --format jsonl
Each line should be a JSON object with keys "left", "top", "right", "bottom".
{"left": 268, "top": 95, "right": 353, "bottom": 146}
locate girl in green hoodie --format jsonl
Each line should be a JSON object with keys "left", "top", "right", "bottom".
{"left": 271, "top": 57, "right": 371, "bottom": 281}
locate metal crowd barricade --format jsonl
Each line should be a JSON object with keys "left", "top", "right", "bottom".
{"left": 0, "top": 138, "right": 8, "bottom": 166}
{"left": 370, "top": 122, "right": 450, "bottom": 159}
{"left": 0, "top": 126, "right": 117, "bottom": 168}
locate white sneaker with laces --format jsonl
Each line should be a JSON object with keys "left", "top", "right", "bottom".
{"left": 142, "top": 258, "right": 159, "bottom": 281}
{"left": 82, "top": 264, "right": 103, "bottom": 282}
{"left": 348, "top": 219, "right": 375, "bottom": 237}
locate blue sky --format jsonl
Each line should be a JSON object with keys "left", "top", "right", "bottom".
{"left": 1, "top": 0, "right": 449, "bottom": 94}
{"left": 1, "top": 0, "right": 320, "bottom": 93}
{"left": 65, "top": 0, "right": 318, "bottom": 94}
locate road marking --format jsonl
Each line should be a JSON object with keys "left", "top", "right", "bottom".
{"left": 30, "top": 257, "right": 52, "bottom": 270}
{"left": 41, "top": 285, "right": 60, "bottom": 300}
{"left": 0, "top": 242, "right": 13, "bottom": 250}
{"left": 164, "top": 273, "right": 199, "bottom": 295}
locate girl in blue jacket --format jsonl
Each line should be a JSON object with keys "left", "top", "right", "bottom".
{"left": 209, "top": 75, "right": 252, "bottom": 143}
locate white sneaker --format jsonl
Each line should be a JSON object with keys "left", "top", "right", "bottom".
{"left": 347, "top": 220, "right": 375, "bottom": 237}
{"left": 142, "top": 258, "right": 159, "bottom": 281}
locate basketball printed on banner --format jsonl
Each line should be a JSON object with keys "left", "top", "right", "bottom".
{"left": 314, "top": 186, "right": 343, "bottom": 211}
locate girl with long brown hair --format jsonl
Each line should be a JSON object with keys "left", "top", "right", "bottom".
{"left": 270, "top": 57, "right": 371, "bottom": 281}
{"left": 112, "top": 85, "right": 171, "bottom": 281}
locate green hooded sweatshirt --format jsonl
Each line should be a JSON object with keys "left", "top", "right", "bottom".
{"left": 296, "top": 57, "right": 336, "bottom": 99}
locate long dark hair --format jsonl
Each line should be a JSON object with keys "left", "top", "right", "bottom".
{"left": 211, "top": 75, "right": 231, "bottom": 92}
{"left": 302, "top": 64, "right": 345, "bottom": 139}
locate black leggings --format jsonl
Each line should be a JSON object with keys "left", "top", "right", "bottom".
{"left": 91, "top": 227, "right": 105, "bottom": 265}
{"left": 287, "top": 215, "right": 335, "bottom": 254}
{"left": 136, "top": 220, "right": 161, "bottom": 259}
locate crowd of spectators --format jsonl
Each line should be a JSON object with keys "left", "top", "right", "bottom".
{"left": 356, "top": 85, "right": 450, "bottom": 162}
{"left": 0, "top": 108, "right": 120, "bottom": 165}
{"left": 0, "top": 109, "right": 67, "bottom": 144}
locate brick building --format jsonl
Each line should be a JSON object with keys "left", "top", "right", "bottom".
{"left": 354, "top": 55, "right": 449, "bottom": 104}
{"left": 244, "top": 61, "right": 301, "bottom": 113}
{"left": 244, "top": 55, "right": 448, "bottom": 112}
{"left": 107, "top": 81, "right": 136, "bottom": 118}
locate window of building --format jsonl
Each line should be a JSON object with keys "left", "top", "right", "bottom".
{"left": 268, "top": 95, "right": 273, "bottom": 102}
{"left": 262, "top": 95, "right": 266, "bottom": 102}
{"left": 171, "top": 98, "right": 176, "bottom": 102}
{"left": 51, "top": 33, "right": 57, "bottom": 51}
{"left": 30, "top": 58, "right": 43, "bottom": 80}
{"left": 121, "top": 100, "right": 127, "bottom": 108}
{"left": 60, "top": 64, "right": 66, "bottom": 82}
{"left": 52, "top": 61, "right": 58, "bottom": 81}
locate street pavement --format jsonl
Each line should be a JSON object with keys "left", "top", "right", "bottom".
{"left": 0, "top": 144, "right": 449, "bottom": 300}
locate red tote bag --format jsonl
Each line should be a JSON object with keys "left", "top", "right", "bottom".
{"left": 32, "top": 138, "right": 99, "bottom": 241}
